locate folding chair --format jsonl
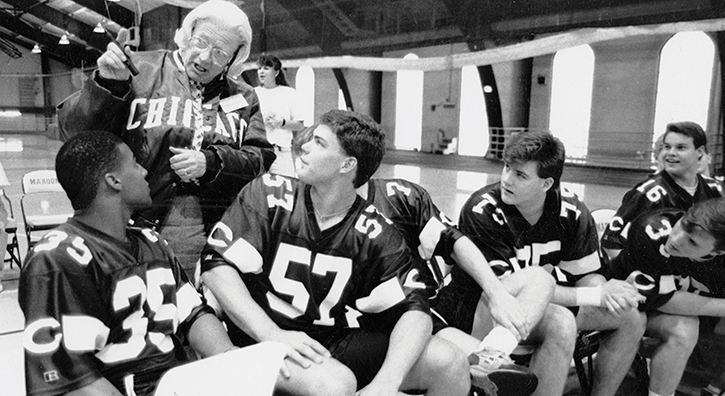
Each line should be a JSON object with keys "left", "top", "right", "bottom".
{"left": 21, "top": 169, "right": 64, "bottom": 194}
{"left": 573, "top": 208, "right": 649, "bottom": 396}
{"left": 1, "top": 189, "right": 21, "bottom": 268}
{"left": 20, "top": 170, "right": 73, "bottom": 252}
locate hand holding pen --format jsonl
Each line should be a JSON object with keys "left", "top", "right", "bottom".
{"left": 97, "top": 28, "right": 139, "bottom": 80}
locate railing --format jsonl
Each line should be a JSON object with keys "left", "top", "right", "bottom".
{"left": 0, "top": 114, "right": 57, "bottom": 135}
{"left": 487, "top": 127, "right": 722, "bottom": 172}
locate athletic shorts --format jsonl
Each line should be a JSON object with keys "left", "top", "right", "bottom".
{"left": 430, "top": 285, "right": 482, "bottom": 334}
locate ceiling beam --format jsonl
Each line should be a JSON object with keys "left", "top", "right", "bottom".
{"left": 2, "top": 0, "right": 107, "bottom": 51}
{"left": 70, "top": 0, "right": 135, "bottom": 28}
{"left": 274, "top": 0, "right": 346, "bottom": 53}
{"left": 0, "top": 9, "right": 99, "bottom": 67}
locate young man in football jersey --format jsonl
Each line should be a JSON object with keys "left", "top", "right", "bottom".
{"left": 445, "top": 130, "right": 647, "bottom": 396}
{"left": 19, "top": 132, "right": 292, "bottom": 396}
{"left": 200, "top": 110, "right": 471, "bottom": 396}
{"left": 610, "top": 198, "right": 725, "bottom": 396}
{"left": 355, "top": 176, "right": 565, "bottom": 395}
{"left": 602, "top": 121, "right": 723, "bottom": 260}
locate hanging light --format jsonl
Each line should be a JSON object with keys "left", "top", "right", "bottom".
{"left": 93, "top": 22, "right": 105, "bottom": 33}
{"left": 31, "top": 44, "right": 41, "bottom": 53}
{"left": 59, "top": 33, "right": 70, "bottom": 45}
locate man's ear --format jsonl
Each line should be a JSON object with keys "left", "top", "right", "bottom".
{"left": 542, "top": 177, "right": 554, "bottom": 192}
{"left": 104, "top": 172, "right": 122, "bottom": 192}
{"left": 697, "top": 146, "right": 706, "bottom": 161}
{"left": 340, "top": 156, "right": 357, "bottom": 175}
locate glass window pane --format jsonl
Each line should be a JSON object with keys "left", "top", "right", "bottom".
{"left": 550, "top": 45, "right": 595, "bottom": 159}
{"left": 296, "top": 66, "right": 315, "bottom": 127}
{"left": 458, "top": 65, "right": 489, "bottom": 156}
{"left": 653, "top": 32, "right": 714, "bottom": 144}
{"left": 395, "top": 53, "right": 423, "bottom": 150}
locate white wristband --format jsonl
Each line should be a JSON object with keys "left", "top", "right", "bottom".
{"left": 576, "top": 286, "right": 602, "bottom": 306}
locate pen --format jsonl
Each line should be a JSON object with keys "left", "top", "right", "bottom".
{"left": 104, "top": 29, "right": 139, "bottom": 76}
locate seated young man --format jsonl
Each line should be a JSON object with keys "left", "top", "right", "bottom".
{"left": 602, "top": 121, "right": 723, "bottom": 260}
{"left": 19, "top": 132, "right": 289, "bottom": 396}
{"left": 610, "top": 198, "right": 725, "bottom": 396}
{"left": 440, "top": 130, "right": 647, "bottom": 396}
{"left": 200, "top": 110, "right": 471, "bottom": 396}
{"left": 355, "top": 176, "right": 547, "bottom": 395}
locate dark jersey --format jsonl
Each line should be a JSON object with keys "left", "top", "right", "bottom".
{"left": 602, "top": 171, "right": 723, "bottom": 250}
{"left": 201, "top": 174, "right": 434, "bottom": 341}
{"left": 20, "top": 219, "right": 212, "bottom": 396}
{"left": 363, "top": 178, "right": 464, "bottom": 286}
{"left": 610, "top": 209, "right": 725, "bottom": 312}
{"left": 453, "top": 183, "right": 600, "bottom": 294}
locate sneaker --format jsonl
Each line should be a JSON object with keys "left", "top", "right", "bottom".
{"left": 468, "top": 347, "right": 538, "bottom": 396}
{"left": 702, "top": 386, "right": 724, "bottom": 396}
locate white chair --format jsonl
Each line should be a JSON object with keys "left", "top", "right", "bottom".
{"left": 21, "top": 169, "right": 63, "bottom": 194}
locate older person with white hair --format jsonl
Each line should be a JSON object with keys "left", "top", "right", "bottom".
{"left": 57, "top": 0, "right": 275, "bottom": 283}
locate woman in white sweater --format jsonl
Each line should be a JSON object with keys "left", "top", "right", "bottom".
{"left": 255, "top": 55, "right": 306, "bottom": 176}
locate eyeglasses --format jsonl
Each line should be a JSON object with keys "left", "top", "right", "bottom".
{"left": 188, "top": 36, "right": 235, "bottom": 66}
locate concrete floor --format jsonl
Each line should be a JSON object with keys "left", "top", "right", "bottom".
{"left": 0, "top": 134, "right": 720, "bottom": 395}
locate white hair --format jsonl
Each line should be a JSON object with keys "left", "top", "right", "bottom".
{"left": 173, "top": 0, "right": 252, "bottom": 78}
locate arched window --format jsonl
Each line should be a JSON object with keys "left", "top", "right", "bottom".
{"left": 296, "top": 66, "right": 315, "bottom": 126}
{"left": 338, "top": 89, "right": 347, "bottom": 110}
{"left": 458, "top": 65, "right": 489, "bottom": 156}
{"left": 550, "top": 45, "right": 595, "bottom": 159}
{"left": 653, "top": 32, "right": 714, "bottom": 144}
{"left": 395, "top": 53, "right": 423, "bottom": 150}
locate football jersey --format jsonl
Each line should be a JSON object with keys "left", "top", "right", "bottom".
{"left": 20, "top": 219, "right": 212, "bottom": 396}
{"left": 201, "top": 174, "right": 434, "bottom": 341}
{"left": 362, "top": 178, "right": 463, "bottom": 286}
{"left": 453, "top": 183, "right": 600, "bottom": 293}
{"left": 601, "top": 171, "right": 723, "bottom": 250}
{"left": 609, "top": 209, "right": 725, "bottom": 312}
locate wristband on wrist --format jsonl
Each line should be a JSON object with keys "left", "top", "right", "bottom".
{"left": 576, "top": 286, "right": 602, "bottom": 306}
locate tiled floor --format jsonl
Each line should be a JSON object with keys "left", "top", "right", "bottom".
{"left": 0, "top": 133, "right": 719, "bottom": 395}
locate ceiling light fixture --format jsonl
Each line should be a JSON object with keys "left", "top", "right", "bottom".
{"left": 108, "top": 0, "right": 120, "bottom": 2}
{"left": 59, "top": 33, "right": 70, "bottom": 45}
{"left": 93, "top": 22, "right": 105, "bottom": 33}
{"left": 32, "top": 44, "right": 41, "bottom": 53}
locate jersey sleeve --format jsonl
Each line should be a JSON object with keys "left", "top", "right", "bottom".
{"left": 558, "top": 190, "right": 601, "bottom": 278}
{"left": 458, "top": 192, "right": 517, "bottom": 278}
{"left": 201, "top": 175, "right": 274, "bottom": 276}
{"left": 602, "top": 178, "right": 665, "bottom": 250}
{"left": 352, "top": 210, "right": 435, "bottom": 320}
{"left": 20, "top": 233, "right": 108, "bottom": 395}
{"left": 610, "top": 214, "right": 679, "bottom": 312}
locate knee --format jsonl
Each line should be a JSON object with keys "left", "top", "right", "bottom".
{"left": 661, "top": 315, "right": 699, "bottom": 352}
{"left": 524, "top": 266, "right": 556, "bottom": 295}
{"left": 617, "top": 308, "right": 648, "bottom": 338}
{"left": 319, "top": 369, "right": 357, "bottom": 396}
{"left": 540, "top": 304, "right": 577, "bottom": 354}
{"left": 424, "top": 337, "right": 470, "bottom": 387}
{"left": 432, "top": 337, "right": 470, "bottom": 379}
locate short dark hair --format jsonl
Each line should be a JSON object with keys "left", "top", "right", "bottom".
{"left": 256, "top": 54, "right": 288, "bottom": 86}
{"left": 503, "top": 131, "right": 566, "bottom": 188}
{"left": 663, "top": 121, "right": 707, "bottom": 150}
{"left": 680, "top": 198, "right": 725, "bottom": 251}
{"left": 56, "top": 131, "right": 123, "bottom": 210}
{"left": 319, "top": 110, "right": 385, "bottom": 188}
